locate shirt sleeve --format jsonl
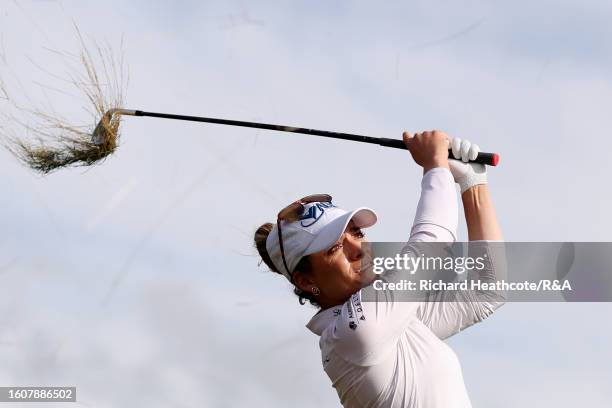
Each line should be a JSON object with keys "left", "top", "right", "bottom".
{"left": 329, "top": 291, "right": 420, "bottom": 366}
{"left": 408, "top": 167, "right": 458, "bottom": 242}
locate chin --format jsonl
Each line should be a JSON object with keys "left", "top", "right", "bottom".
{"left": 360, "top": 272, "right": 376, "bottom": 288}
{"left": 356, "top": 265, "right": 376, "bottom": 286}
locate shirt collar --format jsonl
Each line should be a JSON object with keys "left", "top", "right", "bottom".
{"left": 306, "top": 306, "right": 341, "bottom": 336}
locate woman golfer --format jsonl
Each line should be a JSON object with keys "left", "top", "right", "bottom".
{"left": 254, "top": 130, "right": 503, "bottom": 407}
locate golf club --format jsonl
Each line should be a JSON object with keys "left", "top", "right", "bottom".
{"left": 93, "top": 109, "right": 500, "bottom": 166}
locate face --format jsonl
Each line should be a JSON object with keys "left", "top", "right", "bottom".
{"left": 293, "top": 220, "right": 374, "bottom": 309}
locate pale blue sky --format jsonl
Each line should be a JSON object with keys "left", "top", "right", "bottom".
{"left": 1, "top": 1, "right": 611, "bottom": 406}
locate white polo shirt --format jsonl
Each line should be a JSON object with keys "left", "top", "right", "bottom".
{"left": 306, "top": 168, "right": 505, "bottom": 408}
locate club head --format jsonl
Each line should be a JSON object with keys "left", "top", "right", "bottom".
{"left": 91, "top": 109, "right": 136, "bottom": 145}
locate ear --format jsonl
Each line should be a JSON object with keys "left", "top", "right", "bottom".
{"left": 292, "top": 270, "right": 316, "bottom": 293}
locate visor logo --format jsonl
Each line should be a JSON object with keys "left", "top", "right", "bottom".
{"left": 300, "top": 202, "right": 335, "bottom": 227}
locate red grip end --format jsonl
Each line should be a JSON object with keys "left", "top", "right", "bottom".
{"left": 491, "top": 154, "right": 500, "bottom": 166}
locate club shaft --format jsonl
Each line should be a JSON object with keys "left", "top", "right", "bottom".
{"left": 131, "top": 110, "right": 499, "bottom": 166}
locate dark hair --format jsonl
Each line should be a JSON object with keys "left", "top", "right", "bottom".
{"left": 254, "top": 223, "right": 320, "bottom": 307}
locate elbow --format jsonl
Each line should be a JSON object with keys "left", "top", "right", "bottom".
{"left": 409, "top": 224, "right": 456, "bottom": 243}
{"left": 472, "top": 294, "right": 506, "bottom": 323}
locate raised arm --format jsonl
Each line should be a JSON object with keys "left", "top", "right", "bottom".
{"left": 328, "top": 131, "right": 458, "bottom": 364}
{"left": 403, "top": 130, "right": 458, "bottom": 242}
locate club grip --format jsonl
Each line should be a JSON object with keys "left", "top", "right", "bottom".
{"left": 378, "top": 138, "right": 500, "bottom": 166}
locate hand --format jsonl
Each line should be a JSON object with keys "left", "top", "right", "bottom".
{"left": 448, "top": 137, "right": 487, "bottom": 193}
{"left": 402, "top": 130, "right": 450, "bottom": 172}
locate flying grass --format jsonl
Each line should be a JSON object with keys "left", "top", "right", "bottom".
{"left": 0, "top": 28, "right": 127, "bottom": 174}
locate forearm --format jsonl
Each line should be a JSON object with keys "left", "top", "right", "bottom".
{"left": 461, "top": 185, "right": 502, "bottom": 241}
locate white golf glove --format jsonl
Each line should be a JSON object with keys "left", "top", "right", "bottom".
{"left": 448, "top": 137, "right": 487, "bottom": 193}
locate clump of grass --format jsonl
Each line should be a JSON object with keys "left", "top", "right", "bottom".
{"left": 0, "top": 27, "right": 127, "bottom": 174}
{"left": 4, "top": 109, "right": 121, "bottom": 174}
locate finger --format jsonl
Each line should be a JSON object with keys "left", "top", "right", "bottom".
{"left": 433, "top": 130, "right": 447, "bottom": 139}
{"left": 469, "top": 143, "right": 479, "bottom": 161}
{"left": 402, "top": 131, "right": 415, "bottom": 149}
{"left": 460, "top": 139, "right": 471, "bottom": 162}
{"left": 402, "top": 131, "right": 413, "bottom": 142}
{"left": 451, "top": 137, "right": 462, "bottom": 159}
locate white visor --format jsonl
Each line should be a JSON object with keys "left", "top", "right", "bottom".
{"left": 265, "top": 201, "right": 377, "bottom": 281}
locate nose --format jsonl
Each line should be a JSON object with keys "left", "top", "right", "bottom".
{"left": 344, "top": 233, "right": 363, "bottom": 262}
